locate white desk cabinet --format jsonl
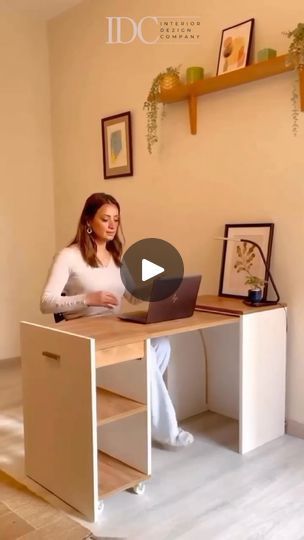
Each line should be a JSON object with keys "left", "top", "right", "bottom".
{"left": 168, "top": 306, "right": 287, "bottom": 454}
{"left": 20, "top": 298, "right": 286, "bottom": 522}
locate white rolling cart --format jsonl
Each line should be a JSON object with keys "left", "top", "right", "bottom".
{"left": 21, "top": 322, "right": 151, "bottom": 522}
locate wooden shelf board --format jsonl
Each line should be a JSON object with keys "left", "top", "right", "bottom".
{"left": 159, "top": 54, "right": 293, "bottom": 104}
{"left": 98, "top": 452, "right": 148, "bottom": 498}
{"left": 96, "top": 388, "right": 146, "bottom": 426}
{"left": 159, "top": 85, "right": 189, "bottom": 102}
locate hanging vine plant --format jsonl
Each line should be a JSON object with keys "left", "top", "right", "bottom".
{"left": 143, "top": 66, "right": 181, "bottom": 154}
{"left": 283, "top": 22, "right": 304, "bottom": 135}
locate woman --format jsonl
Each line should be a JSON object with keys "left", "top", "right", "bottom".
{"left": 41, "top": 193, "right": 193, "bottom": 448}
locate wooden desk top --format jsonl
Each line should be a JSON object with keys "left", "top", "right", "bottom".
{"left": 48, "top": 295, "right": 285, "bottom": 351}
{"left": 196, "top": 295, "right": 286, "bottom": 315}
{"left": 52, "top": 309, "right": 236, "bottom": 350}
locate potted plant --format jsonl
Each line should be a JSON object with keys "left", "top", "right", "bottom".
{"left": 143, "top": 66, "right": 181, "bottom": 154}
{"left": 244, "top": 274, "right": 266, "bottom": 302}
{"left": 283, "top": 22, "right": 304, "bottom": 135}
{"left": 234, "top": 242, "right": 266, "bottom": 302}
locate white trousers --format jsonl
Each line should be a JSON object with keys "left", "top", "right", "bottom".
{"left": 150, "top": 337, "right": 179, "bottom": 443}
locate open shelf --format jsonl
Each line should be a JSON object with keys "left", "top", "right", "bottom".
{"left": 96, "top": 388, "right": 146, "bottom": 426}
{"left": 98, "top": 451, "right": 148, "bottom": 498}
{"left": 155, "top": 54, "right": 304, "bottom": 134}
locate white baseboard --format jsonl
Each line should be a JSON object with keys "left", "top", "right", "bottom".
{"left": 286, "top": 419, "right": 304, "bottom": 439}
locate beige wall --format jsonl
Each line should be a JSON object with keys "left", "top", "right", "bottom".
{"left": 47, "top": 0, "right": 303, "bottom": 424}
{"left": 0, "top": 11, "right": 55, "bottom": 358}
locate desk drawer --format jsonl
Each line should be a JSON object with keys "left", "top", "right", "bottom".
{"left": 96, "top": 341, "right": 145, "bottom": 367}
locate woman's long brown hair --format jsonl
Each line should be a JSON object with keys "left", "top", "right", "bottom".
{"left": 69, "top": 193, "right": 124, "bottom": 267}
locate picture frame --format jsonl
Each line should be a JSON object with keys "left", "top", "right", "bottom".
{"left": 218, "top": 223, "right": 274, "bottom": 299}
{"left": 101, "top": 111, "right": 133, "bottom": 179}
{"left": 216, "top": 18, "right": 254, "bottom": 76}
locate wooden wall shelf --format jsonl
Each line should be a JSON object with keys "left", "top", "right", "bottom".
{"left": 157, "top": 54, "right": 304, "bottom": 134}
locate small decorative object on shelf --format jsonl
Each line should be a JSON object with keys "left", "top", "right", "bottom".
{"left": 283, "top": 22, "right": 304, "bottom": 67}
{"left": 257, "top": 48, "right": 277, "bottom": 62}
{"left": 216, "top": 18, "right": 255, "bottom": 75}
{"left": 186, "top": 66, "right": 204, "bottom": 84}
{"left": 283, "top": 22, "right": 304, "bottom": 135}
{"left": 143, "top": 66, "right": 181, "bottom": 154}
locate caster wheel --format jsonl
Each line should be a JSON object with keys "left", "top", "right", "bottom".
{"left": 132, "top": 482, "right": 145, "bottom": 495}
{"left": 98, "top": 500, "right": 104, "bottom": 513}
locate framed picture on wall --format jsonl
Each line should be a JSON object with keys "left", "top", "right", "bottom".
{"left": 216, "top": 18, "right": 254, "bottom": 75}
{"left": 101, "top": 111, "right": 133, "bottom": 179}
{"left": 218, "top": 223, "right": 274, "bottom": 299}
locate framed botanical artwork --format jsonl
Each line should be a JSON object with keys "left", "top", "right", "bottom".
{"left": 101, "top": 111, "right": 133, "bottom": 179}
{"left": 216, "top": 18, "right": 254, "bottom": 75}
{"left": 218, "top": 223, "right": 274, "bottom": 299}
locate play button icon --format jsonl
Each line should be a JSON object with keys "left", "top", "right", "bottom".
{"left": 142, "top": 259, "right": 164, "bottom": 282}
{"left": 120, "top": 238, "right": 184, "bottom": 302}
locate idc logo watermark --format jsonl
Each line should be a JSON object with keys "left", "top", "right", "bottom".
{"left": 106, "top": 16, "right": 201, "bottom": 44}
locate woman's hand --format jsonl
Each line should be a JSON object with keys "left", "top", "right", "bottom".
{"left": 85, "top": 291, "right": 119, "bottom": 308}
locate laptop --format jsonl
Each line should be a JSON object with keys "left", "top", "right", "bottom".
{"left": 119, "top": 275, "right": 202, "bottom": 324}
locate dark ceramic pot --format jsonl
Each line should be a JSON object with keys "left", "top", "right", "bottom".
{"left": 248, "top": 288, "right": 263, "bottom": 303}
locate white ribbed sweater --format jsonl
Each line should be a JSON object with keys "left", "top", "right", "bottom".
{"left": 40, "top": 245, "right": 125, "bottom": 319}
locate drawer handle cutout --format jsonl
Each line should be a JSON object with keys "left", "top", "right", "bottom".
{"left": 42, "top": 351, "right": 61, "bottom": 361}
